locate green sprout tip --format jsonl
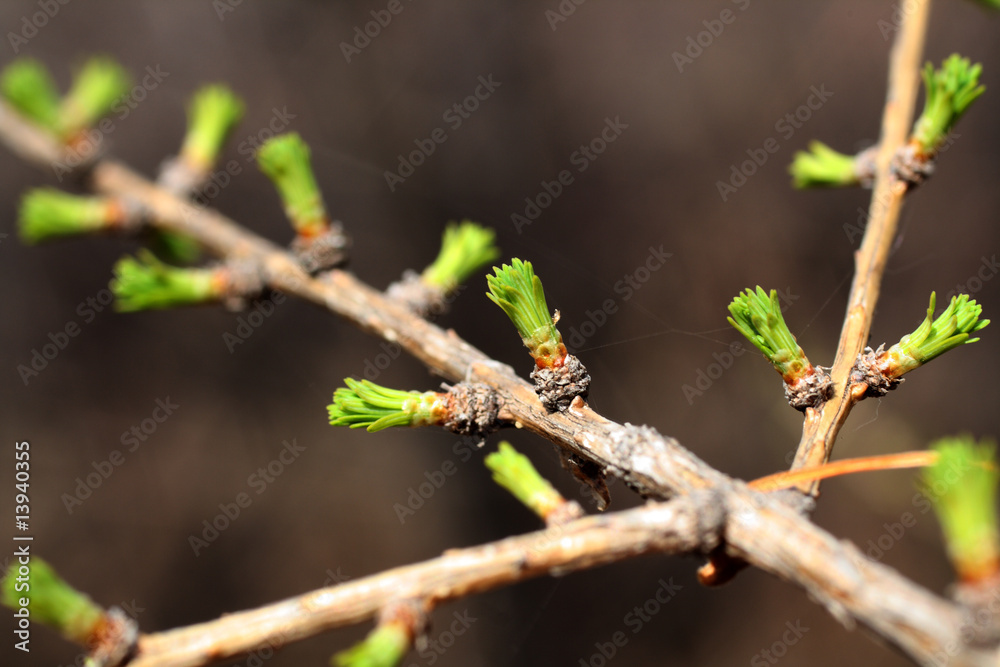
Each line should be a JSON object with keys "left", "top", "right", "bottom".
{"left": 486, "top": 259, "right": 565, "bottom": 367}
{"left": 422, "top": 221, "right": 500, "bottom": 292}
{"left": 880, "top": 292, "right": 989, "bottom": 378}
{"left": 2, "top": 557, "right": 104, "bottom": 644}
{"left": 180, "top": 84, "right": 245, "bottom": 170}
{"left": 257, "top": 132, "right": 328, "bottom": 237}
{"left": 332, "top": 622, "right": 411, "bottom": 667}
{"left": 922, "top": 436, "right": 999, "bottom": 583}
{"left": 327, "top": 378, "right": 446, "bottom": 432}
{"left": 485, "top": 442, "right": 567, "bottom": 520}
{"left": 727, "top": 286, "right": 811, "bottom": 383}
{"left": 1, "top": 58, "right": 60, "bottom": 131}
{"left": 57, "top": 56, "right": 130, "bottom": 140}
{"left": 18, "top": 188, "right": 119, "bottom": 244}
{"left": 110, "top": 249, "right": 220, "bottom": 312}
{"left": 911, "top": 54, "right": 985, "bottom": 156}
{"left": 789, "top": 141, "right": 860, "bottom": 189}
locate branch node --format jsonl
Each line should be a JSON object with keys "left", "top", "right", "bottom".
{"left": 89, "top": 606, "right": 139, "bottom": 667}
{"left": 890, "top": 143, "right": 935, "bottom": 189}
{"left": 220, "top": 258, "right": 267, "bottom": 311}
{"left": 529, "top": 354, "right": 591, "bottom": 412}
{"left": 783, "top": 366, "right": 834, "bottom": 411}
{"left": 291, "top": 222, "right": 350, "bottom": 273}
{"left": 442, "top": 382, "right": 501, "bottom": 439}
{"left": 852, "top": 345, "right": 903, "bottom": 398}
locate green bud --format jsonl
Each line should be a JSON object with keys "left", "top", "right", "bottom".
{"left": 485, "top": 442, "right": 567, "bottom": 520}
{"left": 880, "top": 292, "right": 989, "bottom": 378}
{"left": 911, "top": 54, "right": 985, "bottom": 156}
{"left": 111, "top": 249, "right": 220, "bottom": 312}
{"left": 333, "top": 622, "right": 410, "bottom": 667}
{"left": 257, "top": 133, "right": 328, "bottom": 237}
{"left": 18, "top": 188, "right": 120, "bottom": 244}
{"left": 57, "top": 56, "right": 130, "bottom": 140}
{"left": 422, "top": 221, "right": 500, "bottom": 293}
{"left": 180, "top": 84, "right": 245, "bottom": 171}
{"left": 1, "top": 557, "right": 104, "bottom": 644}
{"left": 0, "top": 58, "right": 60, "bottom": 131}
{"left": 922, "top": 436, "right": 1000, "bottom": 582}
{"left": 788, "top": 141, "right": 861, "bottom": 188}
{"left": 486, "top": 259, "right": 565, "bottom": 367}
{"left": 727, "top": 286, "right": 811, "bottom": 383}
{"left": 148, "top": 230, "right": 203, "bottom": 265}
{"left": 328, "top": 379, "right": 447, "bottom": 432}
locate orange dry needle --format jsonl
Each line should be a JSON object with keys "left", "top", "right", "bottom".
{"left": 749, "top": 451, "right": 939, "bottom": 492}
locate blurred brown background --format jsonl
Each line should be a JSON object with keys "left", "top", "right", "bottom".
{"left": 1, "top": 1, "right": 998, "bottom": 665}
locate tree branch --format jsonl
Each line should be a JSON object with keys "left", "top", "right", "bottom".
{"left": 790, "top": 0, "right": 932, "bottom": 487}
{"left": 1, "top": 9, "right": 994, "bottom": 661}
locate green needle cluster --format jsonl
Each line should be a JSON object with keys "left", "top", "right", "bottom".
{"left": 485, "top": 442, "right": 566, "bottom": 520}
{"left": 0, "top": 58, "right": 60, "bottom": 131}
{"left": 328, "top": 379, "right": 446, "bottom": 432}
{"left": 422, "top": 221, "right": 500, "bottom": 292}
{"left": 727, "top": 287, "right": 810, "bottom": 383}
{"left": 881, "top": 293, "right": 989, "bottom": 378}
{"left": 180, "top": 84, "right": 245, "bottom": 170}
{"left": 486, "top": 259, "right": 565, "bottom": 367}
{"left": 57, "top": 56, "right": 130, "bottom": 140}
{"left": 111, "top": 249, "right": 220, "bottom": 312}
{"left": 911, "top": 54, "right": 985, "bottom": 156}
{"left": 18, "top": 188, "right": 118, "bottom": 244}
{"left": 1, "top": 557, "right": 104, "bottom": 644}
{"left": 333, "top": 622, "right": 411, "bottom": 667}
{"left": 788, "top": 141, "right": 860, "bottom": 189}
{"left": 922, "top": 436, "right": 999, "bottom": 583}
{"left": 257, "top": 133, "right": 329, "bottom": 237}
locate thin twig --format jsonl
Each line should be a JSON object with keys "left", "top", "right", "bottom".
{"left": 790, "top": 0, "right": 932, "bottom": 490}
{"left": 130, "top": 498, "right": 711, "bottom": 667}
